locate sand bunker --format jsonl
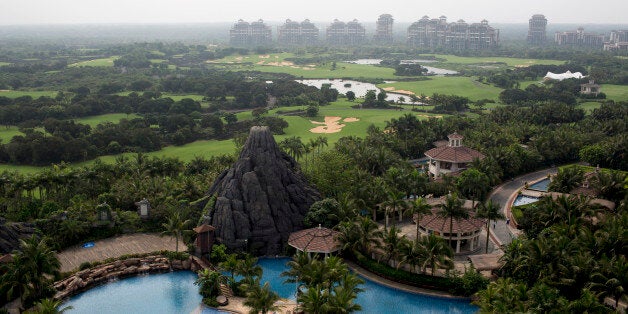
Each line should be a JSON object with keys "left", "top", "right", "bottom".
{"left": 417, "top": 114, "right": 442, "bottom": 119}
{"left": 259, "top": 55, "right": 270, "bottom": 59}
{"left": 383, "top": 87, "right": 416, "bottom": 96}
{"left": 310, "top": 116, "right": 359, "bottom": 134}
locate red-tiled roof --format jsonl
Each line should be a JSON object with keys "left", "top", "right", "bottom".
{"left": 448, "top": 132, "right": 464, "bottom": 140}
{"left": 424, "top": 146, "right": 484, "bottom": 163}
{"left": 193, "top": 224, "right": 215, "bottom": 233}
{"left": 418, "top": 208, "right": 485, "bottom": 234}
{"left": 288, "top": 226, "right": 341, "bottom": 254}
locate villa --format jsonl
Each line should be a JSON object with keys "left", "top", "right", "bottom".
{"left": 424, "top": 132, "right": 484, "bottom": 178}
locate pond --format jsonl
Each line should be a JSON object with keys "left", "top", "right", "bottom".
{"left": 344, "top": 59, "right": 458, "bottom": 75}
{"left": 296, "top": 79, "right": 408, "bottom": 103}
{"left": 513, "top": 195, "right": 541, "bottom": 207}
{"left": 528, "top": 178, "right": 550, "bottom": 192}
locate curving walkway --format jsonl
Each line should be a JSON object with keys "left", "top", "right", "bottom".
{"left": 487, "top": 168, "right": 557, "bottom": 246}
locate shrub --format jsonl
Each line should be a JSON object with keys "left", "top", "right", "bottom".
{"left": 79, "top": 262, "right": 92, "bottom": 271}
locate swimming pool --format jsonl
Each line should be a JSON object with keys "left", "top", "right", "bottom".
{"left": 62, "top": 271, "right": 203, "bottom": 314}
{"left": 528, "top": 178, "right": 550, "bottom": 192}
{"left": 62, "top": 259, "right": 478, "bottom": 314}
{"left": 513, "top": 195, "right": 541, "bottom": 206}
{"left": 257, "top": 258, "right": 478, "bottom": 313}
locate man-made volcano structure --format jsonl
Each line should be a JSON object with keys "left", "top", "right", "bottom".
{"left": 0, "top": 218, "right": 35, "bottom": 254}
{"left": 202, "top": 126, "right": 320, "bottom": 255}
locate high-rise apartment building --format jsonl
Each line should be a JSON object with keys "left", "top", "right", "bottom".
{"left": 407, "top": 16, "right": 498, "bottom": 50}
{"left": 527, "top": 14, "right": 547, "bottom": 45}
{"left": 604, "top": 30, "right": 628, "bottom": 51}
{"left": 326, "top": 19, "right": 365, "bottom": 45}
{"left": 374, "top": 14, "right": 394, "bottom": 44}
{"left": 555, "top": 28, "right": 605, "bottom": 48}
{"left": 278, "top": 19, "right": 319, "bottom": 45}
{"left": 229, "top": 19, "right": 272, "bottom": 46}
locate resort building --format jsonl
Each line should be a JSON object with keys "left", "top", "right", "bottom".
{"left": 326, "top": 19, "right": 366, "bottom": 45}
{"left": 374, "top": 14, "right": 394, "bottom": 44}
{"left": 424, "top": 132, "right": 485, "bottom": 178}
{"left": 417, "top": 197, "right": 485, "bottom": 254}
{"left": 229, "top": 19, "right": 272, "bottom": 47}
{"left": 604, "top": 30, "right": 628, "bottom": 51}
{"left": 555, "top": 28, "right": 605, "bottom": 48}
{"left": 278, "top": 19, "right": 319, "bottom": 45}
{"left": 527, "top": 14, "right": 547, "bottom": 45}
{"left": 580, "top": 80, "right": 601, "bottom": 96}
{"left": 407, "top": 16, "right": 498, "bottom": 50}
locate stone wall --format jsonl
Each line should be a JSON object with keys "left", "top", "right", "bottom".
{"left": 54, "top": 255, "right": 206, "bottom": 300}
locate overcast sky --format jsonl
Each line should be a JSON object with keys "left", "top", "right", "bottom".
{"left": 1, "top": 0, "right": 626, "bottom": 25}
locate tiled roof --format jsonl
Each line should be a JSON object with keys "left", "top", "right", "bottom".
{"left": 418, "top": 208, "right": 485, "bottom": 234}
{"left": 288, "top": 226, "right": 341, "bottom": 254}
{"left": 448, "top": 132, "right": 464, "bottom": 140}
{"left": 193, "top": 224, "right": 215, "bottom": 233}
{"left": 424, "top": 146, "right": 484, "bottom": 163}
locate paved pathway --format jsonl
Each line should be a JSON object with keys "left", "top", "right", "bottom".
{"left": 487, "top": 167, "right": 558, "bottom": 246}
{"left": 56, "top": 233, "right": 186, "bottom": 272}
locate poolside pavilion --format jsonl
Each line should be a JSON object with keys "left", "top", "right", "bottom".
{"left": 424, "top": 132, "right": 484, "bottom": 178}
{"left": 288, "top": 225, "right": 341, "bottom": 258}
{"left": 416, "top": 200, "right": 485, "bottom": 254}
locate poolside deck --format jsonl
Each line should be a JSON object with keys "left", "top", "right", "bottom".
{"left": 56, "top": 233, "right": 187, "bottom": 273}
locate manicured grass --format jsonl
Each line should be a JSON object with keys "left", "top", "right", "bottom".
{"left": 429, "top": 54, "right": 565, "bottom": 67}
{"left": 600, "top": 84, "right": 628, "bottom": 102}
{"left": 0, "top": 90, "right": 58, "bottom": 98}
{"left": 577, "top": 102, "right": 602, "bottom": 114}
{"left": 0, "top": 62, "right": 11, "bottom": 66}
{"left": 74, "top": 113, "right": 140, "bottom": 127}
{"left": 519, "top": 80, "right": 544, "bottom": 89}
{"left": 0, "top": 126, "right": 22, "bottom": 143}
{"left": 378, "top": 77, "right": 503, "bottom": 101}
{"left": 68, "top": 56, "right": 118, "bottom": 67}
{"left": 210, "top": 52, "right": 401, "bottom": 79}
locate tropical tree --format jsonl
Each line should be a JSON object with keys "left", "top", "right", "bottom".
{"left": 549, "top": 166, "right": 584, "bottom": 193}
{"left": 0, "top": 236, "right": 60, "bottom": 305}
{"left": 456, "top": 168, "right": 490, "bottom": 207}
{"left": 437, "top": 193, "right": 468, "bottom": 249}
{"left": 160, "top": 211, "right": 192, "bottom": 253}
{"left": 26, "top": 298, "right": 73, "bottom": 314}
{"left": 243, "top": 281, "right": 281, "bottom": 314}
{"left": 195, "top": 269, "right": 225, "bottom": 298}
{"left": 398, "top": 239, "right": 427, "bottom": 273}
{"left": 380, "top": 225, "right": 407, "bottom": 265}
{"left": 236, "top": 254, "right": 263, "bottom": 287}
{"left": 379, "top": 189, "right": 409, "bottom": 229}
{"left": 476, "top": 200, "right": 504, "bottom": 253}
{"left": 279, "top": 136, "right": 306, "bottom": 161}
{"left": 420, "top": 234, "right": 454, "bottom": 276}
{"left": 406, "top": 197, "right": 432, "bottom": 241}
{"left": 219, "top": 253, "right": 240, "bottom": 286}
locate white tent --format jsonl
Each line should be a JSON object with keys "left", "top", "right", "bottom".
{"left": 543, "top": 71, "right": 585, "bottom": 81}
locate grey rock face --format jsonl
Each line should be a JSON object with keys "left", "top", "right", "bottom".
{"left": 203, "top": 126, "right": 320, "bottom": 255}
{"left": 0, "top": 217, "right": 35, "bottom": 254}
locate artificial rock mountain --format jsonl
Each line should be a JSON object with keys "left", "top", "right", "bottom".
{"left": 201, "top": 126, "right": 320, "bottom": 255}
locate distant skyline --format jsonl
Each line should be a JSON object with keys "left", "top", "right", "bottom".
{"left": 1, "top": 0, "right": 627, "bottom": 25}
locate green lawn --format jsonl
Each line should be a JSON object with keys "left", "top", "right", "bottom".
{"left": 577, "top": 102, "right": 602, "bottom": 114}
{"left": 0, "top": 90, "right": 58, "bottom": 98}
{"left": 0, "top": 62, "right": 10, "bottom": 66}
{"left": 378, "top": 77, "right": 503, "bottom": 101}
{"left": 68, "top": 56, "right": 118, "bottom": 67}
{"left": 74, "top": 113, "right": 140, "bottom": 127}
{"left": 429, "top": 54, "right": 565, "bottom": 67}
{"left": 601, "top": 84, "right": 628, "bottom": 102}
{"left": 0, "top": 126, "right": 22, "bottom": 143}
{"left": 210, "top": 52, "right": 401, "bottom": 79}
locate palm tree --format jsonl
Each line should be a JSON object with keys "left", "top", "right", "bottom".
{"left": 420, "top": 234, "right": 453, "bottom": 276}
{"left": 379, "top": 189, "right": 409, "bottom": 229}
{"left": 381, "top": 225, "right": 407, "bottom": 265}
{"left": 476, "top": 200, "right": 504, "bottom": 253}
{"left": 1, "top": 236, "right": 60, "bottom": 305}
{"left": 325, "top": 283, "right": 363, "bottom": 313}
{"left": 280, "top": 136, "right": 306, "bottom": 161}
{"left": 160, "top": 211, "right": 192, "bottom": 253}
{"left": 398, "top": 239, "right": 427, "bottom": 273}
{"left": 406, "top": 197, "right": 432, "bottom": 241}
{"left": 243, "top": 281, "right": 281, "bottom": 314}
{"left": 236, "top": 255, "right": 263, "bottom": 286}
{"left": 195, "top": 269, "right": 225, "bottom": 298}
{"left": 219, "top": 253, "right": 240, "bottom": 285}
{"left": 27, "top": 298, "right": 73, "bottom": 314}
{"left": 298, "top": 284, "right": 327, "bottom": 314}
{"left": 437, "top": 193, "right": 468, "bottom": 249}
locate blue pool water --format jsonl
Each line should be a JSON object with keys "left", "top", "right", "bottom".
{"left": 528, "top": 178, "right": 550, "bottom": 191}
{"left": 513, "top": 195, "right": 541, "bottom": 206}
{"left": 256, "top": 258, "right": 478, "bottom": 313}
{"left": 63, "top": 259, "right": 477, "bottom": 314}
{"left": 62, "top": 271, "right": 202, "bottom": 314}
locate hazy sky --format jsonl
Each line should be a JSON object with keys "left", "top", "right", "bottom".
{"left": 1, "top": 0, "right": 626, "bottom": 25}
